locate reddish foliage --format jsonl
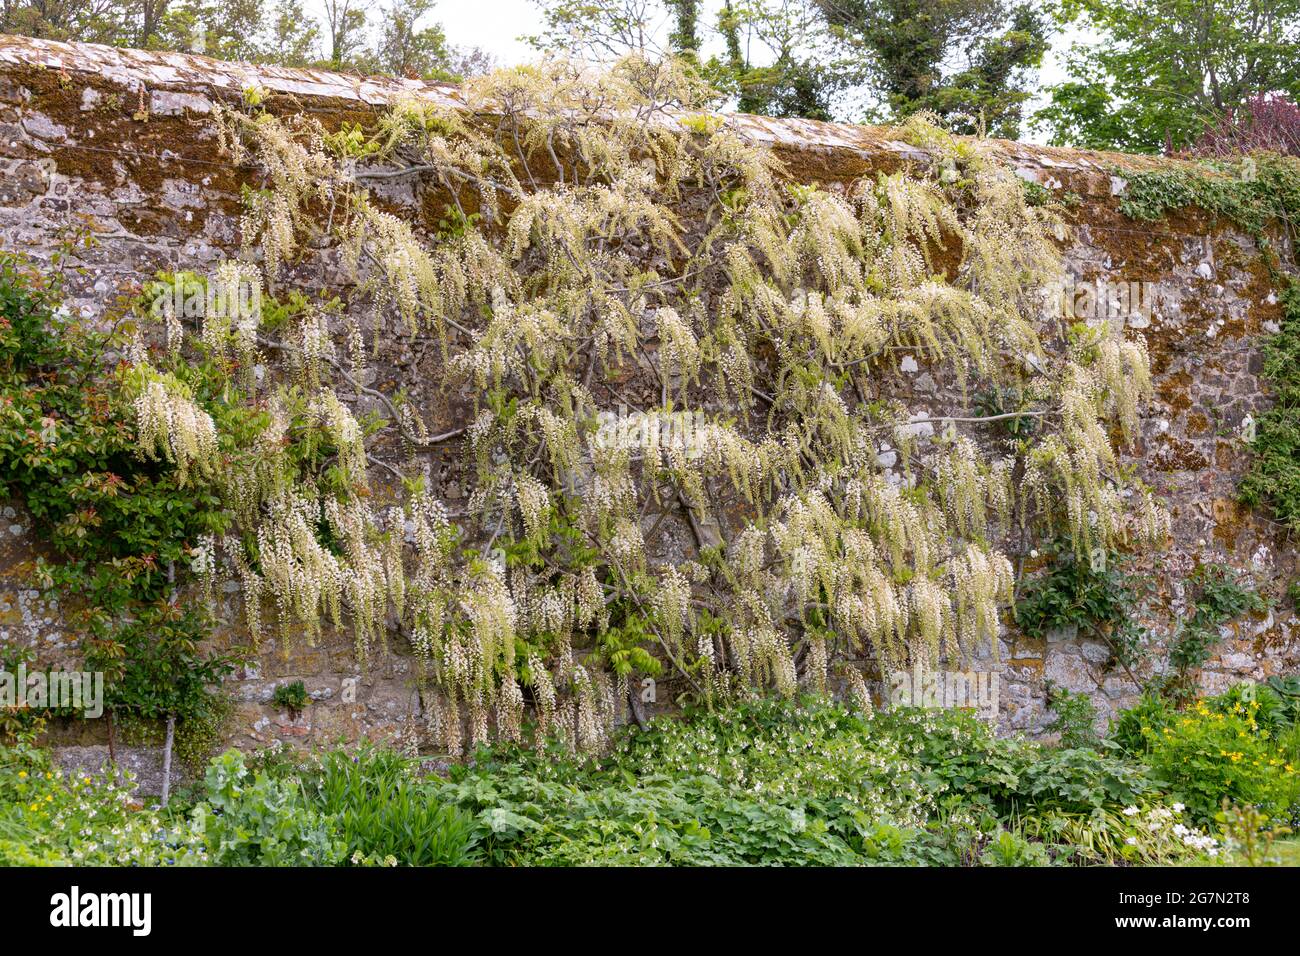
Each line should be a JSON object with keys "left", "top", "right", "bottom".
{"left": 1193, "top": 95, "right": 1300, "bottom": 157}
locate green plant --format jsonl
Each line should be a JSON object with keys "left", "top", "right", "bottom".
{"left": 978, "top": 827, "right": 1051, "bottom": 866}
{"left": 174, "top": 691, "right": 235, "bottom": 774}
{"left": 0, "top": 249, "right": 261, "bottom": 778}
{"left": 89, "top": 606, "right": 238, "bottom": 725}
{"left": 1015, "top": 542, "right": 1149, "bottom": 671}
{"left": 272, "top": 681, "right": 310, "bottom": 716}
{"left": 1116, "top": 155, "right": 1300, "bottom": 239}
{"left": 0, "top": 742, "right": 206, "bottom": 865}
{"left": 1023, "top": 803, "right": 1219, "bottom": 865}
{"left": 1207, "top": 680, "right": 1300, "bottom": 736}
{"left": 0, "top": 252, "right": 237, "bottom": 611}
{"left": 305, "top": 746, "right": 478, "bottom": 866}
{"left": 191, "top": 750, "right": 342, "bottom": 866}
{"left": 1044, "top": 681, "right": 1100, "bottom": 748}
{"left": 1142, "top": 698, "right": 1298, "bottom": 824}
{"left": 1110, "top": 692, "right": 1178, "bottom": 755}
{"left": 1166, "top": 564, "right": 1265, "bottom": 692}
{"left": 1242, "top": 281, "right": 1300, "bottom": 528}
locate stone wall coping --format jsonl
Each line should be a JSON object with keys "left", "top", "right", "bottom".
{"left": 0, "top": 32, "right": 1175, "bottom": 179}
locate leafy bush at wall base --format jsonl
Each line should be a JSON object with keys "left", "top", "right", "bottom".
{"left": 303, "top": 746, "right": 479, "bottom": 866}
{"left": 14, "top": 696, "right": 1296, "bottom": 867}
{"left": 0, "top": 742, "right": 207, "bottom": 865}
{"left": 7, "top": 697, "right": 1268, "bottom": 868}
{"left": 1139, "top": 699, "right": 1300, "bottom": 826}
{"left": 426, "top": 700, "right": 1172, "bottom": 866}
{"left": 191, "top": 751, "right": 342, "bottom": 866}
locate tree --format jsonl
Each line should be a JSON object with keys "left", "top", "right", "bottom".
{"left": 265, "top": 0, "right": 320, "bottom": 67}
{"left": 711, "top": 0, "right": 859, "bottom": 121}
{"left": 668, "top": 0, "right": 701, "bottom": 57}
{"left": 160, "top": 0, "right": 268, "bottom": 62}
{"left": 1194, "top": 94, "right": 1300, "bottom": 156}
{"left": 1036, "top": 0, "right": 1300, "bottom": 153}
{"left": 528, "top": 0, "right": 855, "bottom": 121}
{"left": 374, "top": 0, "right": 453, "bottom": 79}
{"left": 526, "top": 0, "right": 672, "bottom": 59}
{"left": 88, "top": 606, "right": 237, "bottom": 806}
{"left": 445, "top": 45, "right": 496, "bottom": 79}
{"left": 132, "top": 0, "right": 173, "bottom": 47}
{"left": 813, "top": 0, "right": 1048, "bottom": 137}
{"left": 321, "top": 0, "right": 372, "bottom": 71}
{"left": 0, "top": 0, "right": 128, "bottom": 44}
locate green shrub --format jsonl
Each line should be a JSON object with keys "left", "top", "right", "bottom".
{"left": 1044, "top": 682, "right": 1100, "bottom": 748}
{"left": 1014, "top": 544, "right": 1147, "bottom": 669}
{"left": 872, "top": 706, "right": 1151, "bottom": 815}
{"left": 978, "top": 828, "right": 1051, "bottom": 866}
{"left": 1110, "top": 692, "right": 1178, "bottom": 755}
{"left": 426, "top": 700, "right": 1159, "bottom": 865}
{"left": 607, "top": 698, "right": 933, "bottom": 821}
{"left": 1168, "top": 565, "right": 1266, "bottom": 683}
{"left": 271, "top": 681, "right": 310, "bottom": 715}
{"left": 191, "top": 750, "right": 341, "bottom": 866}
{"left": 0, "top": 252, "right": 237, "bottom": 610}
{"left": 1142, "top": 700, "right": 1299, "bottom": 825}
{"left": 306, "top": 746, "right": 478, "bottom": 866}
{"left": 0, "top": 742, "right": 205, "bottom": 865}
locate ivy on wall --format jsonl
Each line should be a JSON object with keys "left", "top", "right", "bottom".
{"left": 1115, "top": 154, "right": 1300, "bottom": 536}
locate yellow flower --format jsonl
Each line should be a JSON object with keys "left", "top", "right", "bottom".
{"left": 17, "top": 771, "right": 26, "bottom": 779}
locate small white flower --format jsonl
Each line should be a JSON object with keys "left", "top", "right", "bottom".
{"left": 1172, "top": 802, "right": 1184, "bottom": 813}
{"left": 1125, "top": 836, "right": 1138, "bottom": 846}
{"left": 1122, "top": 806, "right": 1140, "bottom": 816}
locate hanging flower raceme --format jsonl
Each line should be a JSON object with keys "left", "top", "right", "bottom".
{"left": 128, "top": 368, "right": 219, "bottom": 484}
{"left": 194, "top": 67, "right": 1173, "bottom": 753}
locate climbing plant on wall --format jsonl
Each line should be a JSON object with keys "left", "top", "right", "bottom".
{"left": 1115, "top": 153, "right": 1300, "bottom": 535}
{"left": 0, "top": 244, "right": 242, "bottom": 776}
{"left": 12, "top": 58, "right": 1169, "bottom": 755}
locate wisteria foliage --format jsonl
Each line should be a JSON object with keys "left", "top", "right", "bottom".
{"left": 126, "top": 58, "right": 1169, "bottom": 753}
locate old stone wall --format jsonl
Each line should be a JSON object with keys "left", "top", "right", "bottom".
{"left": 0, "top": 34, "right": 1297, "bottom": 790}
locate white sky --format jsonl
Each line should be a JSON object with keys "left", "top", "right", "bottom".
{"left": 437, "top": 0, "right": 539, "bottom": 64}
